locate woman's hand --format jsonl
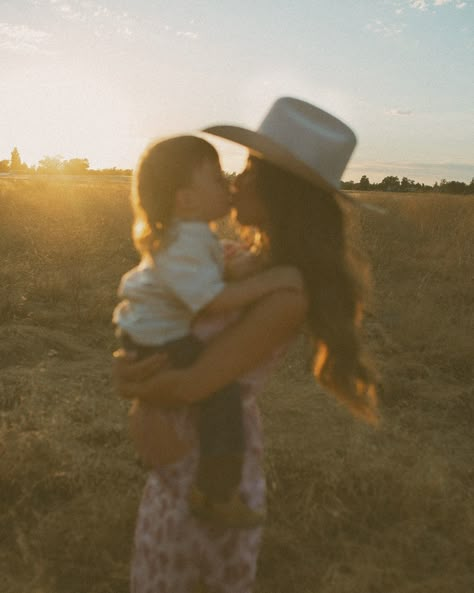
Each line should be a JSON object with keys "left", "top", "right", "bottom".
{"left": 112, "top": 348, "right": 177, "bottom": 403}
{"left": 113, "top": 348, "right": 170, "bottom": 383}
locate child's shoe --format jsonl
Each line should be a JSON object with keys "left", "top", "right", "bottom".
{"left": 210, "top": 492, "right": 266, "bottom": 528}
{"left": 189, "top": 484, "right": 207, "bottom": 513}
{"left": 189, "top": 485, "right": 265, "bottom": 528}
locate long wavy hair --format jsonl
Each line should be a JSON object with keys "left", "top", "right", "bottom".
{"left": 131, "top": 136, "right": 219, "bottom": 255}
{"left": 252, "top": 157, "right": 378, "bottom": 424}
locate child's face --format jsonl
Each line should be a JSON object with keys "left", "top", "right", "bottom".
{"left": 183, "top": 157, "right": 231, "bottom": 222}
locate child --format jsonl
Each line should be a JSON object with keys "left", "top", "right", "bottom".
{"left": 113, "top": 135, "right": 301, "bottom": 528}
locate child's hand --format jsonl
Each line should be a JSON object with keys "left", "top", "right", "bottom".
{"left": 221, "top": 238, "right": 244, "bottom": 260}
{"left": 222, "top": 238, "right": 264, "bottom": 280}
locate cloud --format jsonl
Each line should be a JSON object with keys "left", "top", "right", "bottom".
{"left": 386, "top": 108, "right": 414, "bottom": 116}
{"left": 0, "top": 22, "right": 51, "bottom": 54}
{"left": 367, "top": 19, "right": 405, "bottom": 36}
{"left": 176, "top": 31, "right": 199, "bottom": 40}
{"left": 409, "top": 0, "right": 429, "bottom": 10}
{"left": 35, "top": 0, "right": 133, "bottom": 37}
{"left": 408, "top": 0, "right": 469, "bottom": 9}
{"left": 432, "top": 0, "right": 468, "bottom": 5}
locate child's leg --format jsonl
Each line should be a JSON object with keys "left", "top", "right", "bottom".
{"left": 163, "top": 336, "right": 247, "bottom": 502}
{"left": 128, "top": 399, "right": 191, "bottom": 467}
{"left": 164, "top": 337, "right": 261, "bottom": 525}
{"left": 120, "top": 333, "right": 200, "bottom": 467}
{"left": 121, "top": 332, "right": 248, "bottom": 483}
{"left": 196, "top": 382, "right": 244, "bottom": 501}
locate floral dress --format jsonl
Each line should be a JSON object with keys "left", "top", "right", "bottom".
{"left": 130, "top": 316, "right": 282, "bottom": 593}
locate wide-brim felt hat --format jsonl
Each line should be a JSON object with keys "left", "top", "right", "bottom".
{"left": 203, "top": 96, "right": 357, "bottom": 199}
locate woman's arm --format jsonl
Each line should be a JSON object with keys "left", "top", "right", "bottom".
{"left": 182, "top": 288, "right": 308, "bottom": 401}
{"left": 203, "top": 265, "right": 303, "bottom": 315}
{"left": 116, "top": 288, "right": 308, "bottom": 405}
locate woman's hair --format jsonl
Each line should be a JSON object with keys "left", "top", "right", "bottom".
{"left": 131, "top": 135, "right": 218, "bottom": 254}
{"left": 252, "top": 157, "right": 378, "bottom": 425}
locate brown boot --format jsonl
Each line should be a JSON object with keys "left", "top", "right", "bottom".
{"left": 189, "top": 485, "right": 265, "bottom": 528}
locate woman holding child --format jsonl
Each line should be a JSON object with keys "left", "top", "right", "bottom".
{"left": 115, "top": 97, "right": 378, "bottom": 593}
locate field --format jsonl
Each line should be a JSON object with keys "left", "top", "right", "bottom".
{"left": 0, "top": 177, "right": 473, "bottom": 593}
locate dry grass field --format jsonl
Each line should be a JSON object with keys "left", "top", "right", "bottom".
{"left": 0, "top": 177, "right": 473, "bottom": 593}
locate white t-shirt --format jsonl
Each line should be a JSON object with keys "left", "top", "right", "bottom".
{"left": 113, "top": 221, "right": 225, "bottom": 346}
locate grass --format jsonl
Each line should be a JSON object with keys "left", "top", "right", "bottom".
{"left": 0, "top": 179, "right": 473, "bottom": 592}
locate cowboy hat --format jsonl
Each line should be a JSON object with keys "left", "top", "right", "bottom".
{"left": 203, "top": 96, "right": 357, "bottom": 197}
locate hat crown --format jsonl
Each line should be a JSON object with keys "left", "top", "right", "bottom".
{"left": 258, "top": 97, "right": 356, "bottom": 188}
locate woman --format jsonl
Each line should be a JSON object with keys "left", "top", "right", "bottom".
{"left": 116, "top": 97, "right": 378, "bottom": 593}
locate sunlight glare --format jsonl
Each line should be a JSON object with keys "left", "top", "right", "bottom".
{"left": 2, "top": 67, "right": 135, "bottom": 169}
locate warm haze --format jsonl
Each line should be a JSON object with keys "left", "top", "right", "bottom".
{"left": 1, "top": 0, "right": 473, "bottom": 183}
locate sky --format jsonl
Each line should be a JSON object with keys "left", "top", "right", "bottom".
{"left": 0, "top": 0, "right": 473, "bottom": 184}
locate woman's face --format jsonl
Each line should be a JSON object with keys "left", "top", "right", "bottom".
{"left": 231, "top": 158, "right": 269, "bottom": 228}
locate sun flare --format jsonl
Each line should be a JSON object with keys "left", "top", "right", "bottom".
{"left": 3, "top": 66, "right": 136, "bottom": 169}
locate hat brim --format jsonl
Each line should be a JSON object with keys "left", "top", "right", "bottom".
{"left": 202, "top": 125, "right": 386, "bottom": 214}
{"left": 203, "top": 124, "right": 341, "bottom": 197}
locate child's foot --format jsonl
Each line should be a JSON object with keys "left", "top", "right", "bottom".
{"left": 189, "top": 486, "right": 265, "bottom": 529}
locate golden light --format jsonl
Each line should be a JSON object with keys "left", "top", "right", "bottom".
{"left": 4, "top": 65, "right": 135, "bottom": 169}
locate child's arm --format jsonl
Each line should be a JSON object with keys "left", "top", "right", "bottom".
{"left": 202, "top": 266, "right": 303, "bottom": 315}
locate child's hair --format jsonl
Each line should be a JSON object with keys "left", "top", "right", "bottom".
{"left": 252, "top": 156, "right": 378, "bottom": 425}
{"left": 131, "top": 135, "right": 219, "bottom": 255}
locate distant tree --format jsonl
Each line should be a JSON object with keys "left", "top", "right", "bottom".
{"left": 415, "top": 182, "right": 432, "bottom": 192}
{"left": 379, "top": 176, "right": 400, "bottom": 192}
{"left": 0, "top": 159, "right": 9, "bottom": 173}
{"left": 328, "top": 174, "right": 470, "bottom": 194}
{"left": 341, "top": 180, "right": 356, "bottom": 190}
{"left": 90, "top": 167, "right": 133, "bottom": 176}
{"left": 63, "top": 158, "right": 90, "bottom": 174}
{"left": 10, "top": 147, "right": 22, "bottom": 172}
{"left": 439, "top": 179, "right": 467, "bottom": 194}
{"left": 37, "top": 155, "right": 64, "bottom": 174}
{"left": 358, "top": 175, "right": 371, "bottom": 191}
{"left": 400, "top": 177, "right": 416, "bottom": 192}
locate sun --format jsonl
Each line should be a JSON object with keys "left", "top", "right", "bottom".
{"left": 4, "top": 64, "right": 136, "bottom": 169}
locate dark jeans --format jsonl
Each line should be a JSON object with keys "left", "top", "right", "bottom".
{"left": 119, "top": 332, "right": 244, "bottom": 469}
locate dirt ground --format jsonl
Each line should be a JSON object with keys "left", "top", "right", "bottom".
{"left": 0, "top": 177, "right": 473, "bottom": 592}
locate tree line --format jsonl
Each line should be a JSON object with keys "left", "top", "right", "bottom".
{"left": 1, "top": 147, "right": 472, "bottom": 193}
{"left": 0, "top": 147, "right": 132, "bottom": 176}
{"left": 342, "top": 174, "right": 473, "bottom": 194}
